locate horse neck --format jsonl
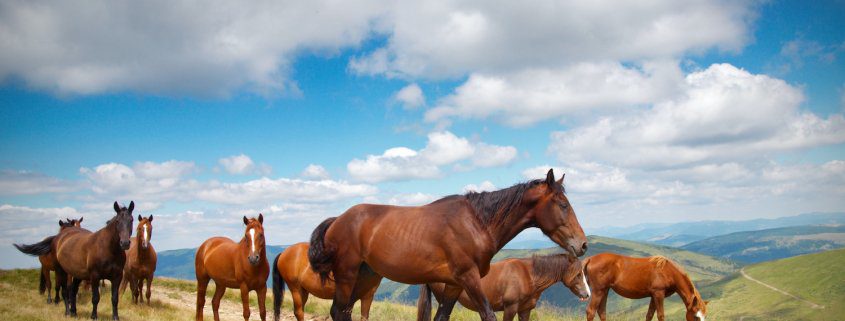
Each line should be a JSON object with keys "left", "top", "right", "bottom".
{"left": 529, "top": 256, "right": 566, "bottom": 293}
{"left": 96, "top": 219, "right": 121, "bottom": 252}
{"left": 486, "top": 204, "right": 534, "bottom": 250}
{"left": 670, "top": 266, "right": 697, "bottom": 308}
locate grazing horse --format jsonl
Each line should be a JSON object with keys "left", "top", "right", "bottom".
{"left": 419, "top": 254, "right": 591, "bottom": 321}
{"left": 272, "top": 242, "right": 377, "bottom": 321}
{"left": 39, "top": 217, "right": 82, "bottom": 304}
{"left": 309, "top": 169, "right": 587, "bottom": 321}
{"left": 195, "top": 214, "right": 269, "bottom": 321}
{"left": 120, "top": 215, "right": 157, "bottom": 304}
{"left": 15, "top": 201, "right": 135, "bottom": 320}
{"left": 583, "top": 253, "right": 709, "bottom": 321}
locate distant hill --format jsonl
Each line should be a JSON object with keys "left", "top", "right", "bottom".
{"left": 681, "top": 225, "right": 845, "bottom": 263}
{"left": 592, "top": 212, "right": 845, "bottom": 247}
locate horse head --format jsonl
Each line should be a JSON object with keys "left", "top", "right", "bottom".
{"left": 529, "top": 169, "right": 588, "bottom": 257}
{"left": 243, "top": 213, "right": 265, "bottom": 266}
{"left": 113, "top": 201, "right": 135, "bottom": 250}
{"left": 686, "top": 291, "right": 709, "bottom": 321}
{"left": 59, "top": 217, "right": 83, "bottom": 230}
{"left": 136, "top": 214, "right": 154, "bottom": 250}
{"left": 562, "top": 254, "right": 591, "bottom": 301}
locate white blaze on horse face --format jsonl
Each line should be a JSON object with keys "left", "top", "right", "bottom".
{"left": 249, "top": 228, "right": 256, "bottom": 253}
{"left": 582, "top": 270, "right": 591, "bottom": 296}
{"left": 143, "top": 224, "right": 149, "bottom": 244}
{"left": 696, "top": 310, "right": 705, "bottom": 321}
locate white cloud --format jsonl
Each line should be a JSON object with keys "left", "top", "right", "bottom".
{"left": 394, "top": 83, "right": 425, "bottom": 109}
{"left": 0, "top": 0, "right": 386, "bottom": 96}
{"left": 0, "top": 170, "right": 81, "bottom": 195}
{"left": 347, "top": 131, "right": 516, "bottom": 183}
{"left": 463, "top": 181, "right": 496, "bottom": 193}
{"left": 196, "top": 177, "right": 377, "bottom": 205}
{"left": 80, "top": 161, "right": 200, "bottom": 200}
{"left": 350, "top": 1, "right": 753, "bottom": 78}
{"left": 218, "top": 154, "right": 271, "bottom": 175}
{"left": 522, "top": 163, "right": 631, "bottom": 194}
{"left": 300, "top": 164, "right": 330, "bottom": 180}
{"left": 386, "top": 192, "right": 439, "bottom": 206}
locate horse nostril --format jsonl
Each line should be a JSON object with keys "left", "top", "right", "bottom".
{"left": 581, "top": 242, "right": 588, "bottom": 253}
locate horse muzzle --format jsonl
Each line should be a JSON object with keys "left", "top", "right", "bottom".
{"left": 248, "top": 255, "right": 260, "bottom": 266}
{"left": 120, "top": 240, "right": 131, "bottom": 250}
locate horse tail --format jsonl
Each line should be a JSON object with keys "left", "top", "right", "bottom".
{"left": 308, "top": 217, "right": 337, "bottom": 285}
{"left": 39, "top": 267, "right": 47, "bottom": 294}
{"left": 417, "top": 284, "right": 432, "bottom": 321}
{"left": 272, "top": 252, "right": 284, "bottom": 321}
{"left": 14, "top": 235, "right": 55, "bottom": 257}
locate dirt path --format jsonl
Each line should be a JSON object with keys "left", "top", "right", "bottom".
{"left": 152, "top": 285, "right": 329, "bottom": 321}
{"left": 740, "top": 267, "right": 824, "bottom": 309}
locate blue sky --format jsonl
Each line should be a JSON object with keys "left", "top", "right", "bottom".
{"left": 1, "top": 0, "right": 844, "bottom": 268}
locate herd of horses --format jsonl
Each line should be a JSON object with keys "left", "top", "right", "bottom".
{"left": 15, "top": 169, "right": 709, "bottom": 321}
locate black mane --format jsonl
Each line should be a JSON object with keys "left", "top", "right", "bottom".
{"left": 463, "top": 179, "right": 543, "bottom": 226}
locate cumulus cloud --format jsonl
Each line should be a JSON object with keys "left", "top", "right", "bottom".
{"left": 463, "top": 180, "right": 496, "bottom": 193}
{"left": 218, "top": 154, "right": 271, "bottom": 175}
{"left": 347, "top": 131, "right": 517, "bottom": 183}
{"left": 300, "top": 164, "right": 330, "bottom": 180}
{"left": 0, "top": 170, "right": 82, "bottom": 195}
{"left": 386, "top": 192, "right": 439, "bottom": 206}
{"left": 196, "top": 177, "right": 377, "bottom": 205}
{"left": 394, "top": 83, "right": 425, "bottom": 109}
{"left": 80, "top": 160, "right": 200, "bottom": 200}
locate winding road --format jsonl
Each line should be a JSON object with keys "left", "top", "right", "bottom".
{"left": 740, "top": 267, "right": 825, "bottom": 310}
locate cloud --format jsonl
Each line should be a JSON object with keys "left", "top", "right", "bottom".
{"left": 394, "top": 83, "right": 425, "bottom": 109}
{"left": 522, "top": 163, "right": 631, "bottom": 194}
{"left": 196, "top": 177, "right": 377, "bottom": 205}
{"left": 463, "top": 181, "right": 496, "bottom": 193}
{"left": 386, "top": 192, "right": 439, "bottom": 206}
{"left": 218, "top": 154, "right": 271, "bottom": 175}
{"left": 350, "top": 0, "right": 754, "bottom": 78}
{"left": 347, "top": 131, "right": 517, "bottom": 183}
{"left": 0, "top": 170, "right": 82, "bottom": 195}
{"left": 548, "top": 64, "right": 845, "bottom": 169}
{"left": 300, "top": 164, "right": 330, "bottom": 180}
{"left": 0, "top": 0, "right": 386, "bottom": 96}
{"left": 80, "top": 161, "right": 200, "bottom": 201}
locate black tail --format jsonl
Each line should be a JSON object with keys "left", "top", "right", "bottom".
{"left": 39, "top": 269, "right": 47, "bottom": 294}
{"left": 308, "top": 217, "right": 337, "bottom": 285}
{"left": 14, "top": 235, "right": 55, "bottom": 257}
{"left": 417, "top": 284, "right": 432, "bottom": 321}
{"left": 272, "top": 252, "right": 284, "bottom": 321}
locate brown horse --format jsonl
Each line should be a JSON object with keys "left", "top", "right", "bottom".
{"left": 272, "top": 242, "right": 377, "bottom": 321}
{"left": 583, "top": 253, "right": 709, "bottom": 321}
{"left": 309, "top": 169, "right": 587, "bottom": 321}
{"left": 120, "top": 215, "right": 157, "bottom": 304}
{"left": 195, "top": 214, "right": 269, "bottom": 321}
{"left": 39, "top": 217, "right": 82, "bottom": 304}
{"left": 15, "top": 201, "right": 135, "bottom": 320}
{"left": 420, "top": 253, "right": 591, "bottom": 321}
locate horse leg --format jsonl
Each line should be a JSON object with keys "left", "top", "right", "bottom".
{"left": 136, "top": 277, "right": 144, "bottom": 304}
{"left": 517, "top": 309, "right": 531, "bottom": 321}
{"left": 598, "top": 291, "right": 609, "bottom": 321}
{"left": 111, "top": 274, "right": 122, "bottom": 320}
{"left": 654, "top": 291, "right": 666, "bottom": 321}
{"left": 503, "top": 303, "right": 518, "bottom": 321}
{"left": 211, "top": 284, "right": 226, "bottom": 321}
{"left": 42, "top": 266, "right": 52, "bottom": 303}
{"left": 69, "top": 277, "right": 82, "bottom": 317}
{"left": 258, "top": 286, "right": 268, "bottom": 321}
{"left": 91, "top": 278, "right": 101, "bottom": 320}
{"left": 645, "top": 297, "right": 656, "bottom": 321}
{"left": 350, "top": 264, "right": 381, "bottom": 321}
{"left": 586, "top": 289, "right": 606, "bottom": 321}
{"left": 291, "top": 287, "right": 308, "bottom": 321}
{"left": 145, "top": 275, "right": 153, "bottom": 304}
{"left": 239, "top": 284, "right": 252, "bottom": 321}
{"left": 360, "top": 283, "right": 378, "bottom": 321}
{"left": 56, "top": 267, "right": 70, "bottom": 315}
{"left": 456, "top": 269, "right": 496, "bottom": 321}
{"left": 196, "top": 275, "right": 210, "bottom": 321}
{"left": 432, "top": 284, "right": 462, "bottom": 321}
{"left": 330, "top": 258, "right": 361, "bottom": 321}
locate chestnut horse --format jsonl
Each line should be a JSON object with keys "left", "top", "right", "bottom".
{"left": 419, "top": 253, "right": 591, "bottom": 321}
{"left": 583, "top": 253, "right": 709, "bottom": 321}
{"left": 309, "top": 169, "right": 587, "bottom": 321}
{"left": 195, "top": 214, "right": 269, "bottom": 321}
{"left": 272, "top": 242, "right": 377, "bottom": 321}
{"left": 39, "top": 217, "right": 82, "bottom": 304}
{"left": 120, "top": 215, "right": 157, "bottom": 304}
{"left": 15, "top": 201, "right": 135, "bottom": 320}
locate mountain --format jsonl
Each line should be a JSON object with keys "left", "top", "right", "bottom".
{"left": 592, "top": 212, "right": 845, "bottom": 247}
{"left": 681, "top": 225, "right": 845, "bottom": 263}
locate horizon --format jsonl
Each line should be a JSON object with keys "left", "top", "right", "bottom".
{"left": 2, "top": 0, "right": 844, "bottom": 268}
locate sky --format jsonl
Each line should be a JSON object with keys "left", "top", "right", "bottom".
{"left": 1, "top": 0, "right": 844, "bottom": 268}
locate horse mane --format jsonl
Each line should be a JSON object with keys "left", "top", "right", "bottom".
{"left": 649, "top": 256, "right": 668, "bottom": 269}
{"left": 460, "top": 179, "right": 546, "bottom": 226}
{"left": 105, "top": 205, "right": 128, "bottom": 226}
{"left": 651, "top": 256, "right": 700, "bottom": 302}
{"left": 530, "top": 253, "right": 569, "bottom": 288}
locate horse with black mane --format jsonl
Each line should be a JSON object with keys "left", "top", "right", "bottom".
{"left": 15, "top": 201, "right": 135, "bottom": 320}
{"left": 309, "top": 169, "right": 587, "bottom": 321}
{"left": 38, "top": 217, "right": 83, "bottom": 304}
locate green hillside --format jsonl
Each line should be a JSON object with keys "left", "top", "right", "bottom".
{"left": 682, "top": 225, "right": 845, "bottom": 263}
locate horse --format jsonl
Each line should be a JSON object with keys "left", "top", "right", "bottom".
{"left": 39, "top": 217, "right": 83, "bottom": 304}
{"left": 195, "top": 214, "right": 269, "bottom": 321}
{"left": 120, "top": 214, "right": 157, "bottom": 304}
{"left": 583, "top": 253, "right": 709, "bottom": 321}
{"left": 419, "top": 253, "right": 591, "bottom": 321}
{"left": 309, "top": 169, "right": 587, "bottom": 321}
{"left": 15, "top": 201, "right": 135, "bottom": 320}
{"left": 272, "top": 242, "right": 377, "bottom": 321}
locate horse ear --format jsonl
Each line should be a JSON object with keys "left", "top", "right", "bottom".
{"left": 556, "top": 173, "right": 565, "bottom": 186}
{"left": 113, "top": 201, "right": 120, "bottom": 213}
{"left": 79, "top": 217, "right": 83, "bottom": 223}
{"left": 128, "top": 201, "right": 135, "bottom": 212}
{"left": 138, "top": 214, "right": 142, "bottom": 221}
{"left": 149, "top": 215, "right": 153, "bottom": 222}
{"left": 704, "top": 300, "right": 710, "bottom": 305}
{"left": 258, "top": 213, "right": 264, "bottom": 224}
{"left": 688, "top": 295, "right": 699, "bottom": 309}
{"left": 243, "top": 216, "right": 249, "bottom": 225}
{"left": 59, "top": 220, "right": 65, "bottom": 227}
{"left": 545, "top": 168, "right": 555, "bottom": 187}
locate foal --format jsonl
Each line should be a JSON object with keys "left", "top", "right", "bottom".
{"left": 584, "top": 253, "right": 709, "bottom": 321}
{"left": 120, "top": 215, "right": 157, "bottom": 304}
{"left": 419, "top": 254, "right": 590, "bottom": 321}
{"left": 39, "top": 218, "right": 82, "bottom": 304}
{"left": 195, "top": 214, "right": 269, "bottom": 321}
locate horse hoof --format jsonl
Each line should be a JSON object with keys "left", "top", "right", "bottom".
{"left": 91, "top": 314, "right": 98, "bottom": 320}
{"left": 46, "top": 298, "right": 52, "bottom": 304}
{"left": 112, "top": 316, "right": 119, "bottom": 321}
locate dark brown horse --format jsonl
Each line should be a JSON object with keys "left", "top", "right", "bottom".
{"left": 195, "top": 214, "right": 269, "bottom": 321}
{"left": 39, "top": 217, "right": 82, "bottom": 304}
{"left": 583, "top": 253, "right": 709, "bottom": 321}
{"left": 309, "top": 169, "right": 587, "bottom": 321}
{"left": 272, "top": 242, "right": 377, "bottom": 321}
{"left": 420, "top": 253, "right": 591, "bottom": 321}
{"left": 15, "top": 201, "right": 135, "bottom": 320}
{"left": 120, "top": 215, "right": 157, "bottom": 304}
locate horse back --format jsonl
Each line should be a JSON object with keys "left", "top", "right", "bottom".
{"left": 195, "top": 236, "right": 245, "bottom": 287}
{"left": 53, "top": 227, "right": 96, "bottom": 278}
